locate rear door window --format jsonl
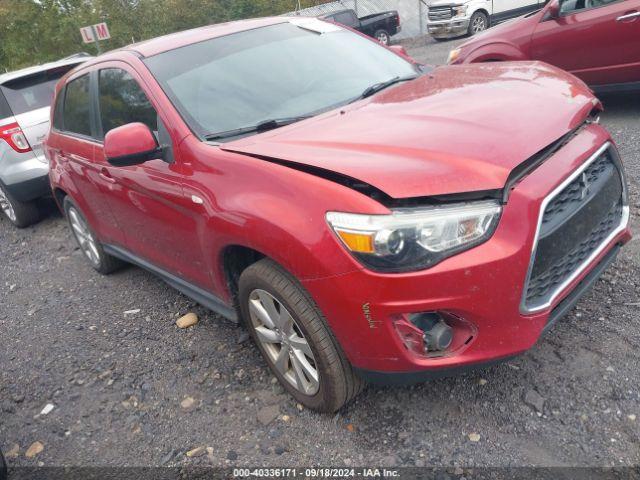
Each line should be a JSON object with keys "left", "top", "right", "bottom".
{"left": 97, "top": 68, "right": 157, "bottom": 138}
{"left": 63, "top": 74, "right": 93, "bottom": 137}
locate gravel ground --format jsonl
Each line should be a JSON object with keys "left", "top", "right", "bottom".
{"left": 1, "top": 35, "right": 639, "bottom": 471}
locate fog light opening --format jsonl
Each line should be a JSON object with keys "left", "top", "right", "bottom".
{"left": 409, "top": 312, "right": 453, "bottom": 353}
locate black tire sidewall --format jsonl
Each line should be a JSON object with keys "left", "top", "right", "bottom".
{"left": 375, "top": 30, "right": 390, "bottom": 45}
{"left": 238, "top": 263, "right": 341, "bottom": 412}
{"left": 0, "top": 182, "right": 39, "bottom": 228}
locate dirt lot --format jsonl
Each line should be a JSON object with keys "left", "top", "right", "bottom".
{"left": 1, "top": 36, "right": 639, "bottom": 471}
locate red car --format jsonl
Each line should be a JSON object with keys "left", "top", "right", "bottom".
{"left": 45, "top": 17, "right": 631, "bottom": 412}
{"left": 448, "top": 0, "right": 640, "bottom": 92}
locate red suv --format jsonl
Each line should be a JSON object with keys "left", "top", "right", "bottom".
{"left": 448, "top": 0, "right": 640, "bottom": 93}
{"left": 45, "top": 17, "right": 631, "bottom": 412}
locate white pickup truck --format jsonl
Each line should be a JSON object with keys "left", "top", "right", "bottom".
{"left": 426, "top": 0, "right": 548, "bottom": 40}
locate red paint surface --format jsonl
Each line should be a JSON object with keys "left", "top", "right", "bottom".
{"left": 453, "top": 1, "right": 640, "bottom": 87}
{"left": 46, "top": 19, "right": 631, "bottom": 374}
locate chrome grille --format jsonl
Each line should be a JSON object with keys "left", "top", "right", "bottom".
{"left": 522, "top": 143, "right": 627, "bottom": 313}
{"left": 428, "top": 7, "right": 453, "bottom": 21}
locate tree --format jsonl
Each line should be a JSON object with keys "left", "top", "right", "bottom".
{"left": 0, "top": 0, "right": 333, "bottom": 72}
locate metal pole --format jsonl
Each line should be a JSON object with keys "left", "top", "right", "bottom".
{"left": 91, "top": 25, "right": 102, "bottom": 54}
{"left": 419, "top": 0, "right": 425, "bottom": 35}
{"left": 353, "top": 0, "right": 358, "bottom": 16}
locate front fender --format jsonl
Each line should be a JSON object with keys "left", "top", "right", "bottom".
{"left": 180, "top": 140, "right": 390, "bottom": 302}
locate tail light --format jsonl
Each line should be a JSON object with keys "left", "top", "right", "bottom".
{"left": 0, "top": 122, "right": 32, "bottom": 153}
{"left": 397, "top": 14, "right": 401, "bottom": 26}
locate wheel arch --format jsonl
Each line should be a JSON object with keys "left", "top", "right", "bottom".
{"left": 53, "top": 187, "right": 68, "bottom": 212}
{"left": 462, "top": 41, "right": 528, "bottom": 63}
{"left": 221, "top": 244, "right": 266, "bottom": 309}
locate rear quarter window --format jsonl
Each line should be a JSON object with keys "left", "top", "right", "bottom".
{"left": 63, "top": 74, "right": 92, "bottom": 137}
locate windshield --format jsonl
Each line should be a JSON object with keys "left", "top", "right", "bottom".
{"left": 144, "top": 21, "right": 418, "bottom": 140}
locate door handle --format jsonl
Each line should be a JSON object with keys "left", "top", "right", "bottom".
{"left": 99, "top": 168, "right": 116, "bottom": 184}
{"left": 617, "top": 11, "right": 640, "bottom": 21}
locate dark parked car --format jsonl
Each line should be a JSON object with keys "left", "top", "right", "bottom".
{"left": 320, "top": 8, "right": 401, "bottom": 44}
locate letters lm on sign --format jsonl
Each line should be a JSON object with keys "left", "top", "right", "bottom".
{"left": 80, "top": 23, "right": 110, "bottom": 43}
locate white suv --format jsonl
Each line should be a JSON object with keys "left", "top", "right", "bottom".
{"left": 426, "top": 0, "right": 547, "bottom": 40}
{"left": 0, "top": 53, "right": 91, "bottom": 227}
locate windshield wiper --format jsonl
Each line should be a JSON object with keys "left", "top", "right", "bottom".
{"left": 205, "top": 115, "right": 311, "bottom": 141}
{"left": 353, "top": 75, "right": 419, "bottom": 102}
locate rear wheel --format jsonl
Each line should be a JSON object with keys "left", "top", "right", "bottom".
{"left": 0, "top": 183, "right": 40, "bottom": 228}
{"left": 468, "top": 11, "right": 489, "bottom": 36}
{"left": 63, "top": 197, "right": 124, "bottom": 274}
{"left": 374, "top": 29, "right": 391, "bottom": 45}
{"left": 239, "top": 259, "right": 364, "bottom": 412}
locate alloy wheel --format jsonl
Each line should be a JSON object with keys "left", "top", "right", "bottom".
{"left": 377, "top": 32, "right": 390, "bottom": 45}
{"left": 68, "top": 207, "right": 101, "bottom": 267}
{"left": 472, "top": 17, "right": 487, "bottom": 34}
{"left": 248, "top": 289, "right": 320, "bottom": 395}
{"left": 0, "top": 188, "right": 16, "bottom": 222}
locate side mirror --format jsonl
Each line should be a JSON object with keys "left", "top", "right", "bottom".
{"left": 545, "top": 0, "right": 561, "bottom": 19}
{"left": 389, "top": 45, "right": 415, "bottom": 63}
{"left": 104, "top": 122, "right": 161, "bottom": 167}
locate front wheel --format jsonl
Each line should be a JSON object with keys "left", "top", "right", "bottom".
{"left": 239, "top": 259, "right": 364, "bottom": 412}
{"left": 374, "top": 29, "right": 391, "bottom": 46}
{"left": 468, "top": 11, "right": 489, "bottom": 36}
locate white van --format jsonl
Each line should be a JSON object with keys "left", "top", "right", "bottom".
{"left": 426, "top": 0, "right": 548, "bottom": 40}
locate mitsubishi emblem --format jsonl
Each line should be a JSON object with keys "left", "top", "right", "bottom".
{"left": 579, "top": 172, "right": 590, "bottom": 200}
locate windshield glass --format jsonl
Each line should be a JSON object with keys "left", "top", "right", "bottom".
{"left": 144, "top": 21, "right": 417, "bottom": 140}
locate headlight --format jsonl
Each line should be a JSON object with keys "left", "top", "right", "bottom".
{"left": 326, "top": 201, "right": 502, "bottom": 272}
{"left": 447, "top": 47, "right": 462, "bottom": 64}
{"left": 453, "top": 5, "right": 468, "bottom": 16}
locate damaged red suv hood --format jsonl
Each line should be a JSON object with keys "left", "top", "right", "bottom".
{"left": 222, "top": 62, "right": 597, "bottom": 199}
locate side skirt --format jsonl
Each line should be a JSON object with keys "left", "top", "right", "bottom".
{"left": 103, "top": 244, "right": 238, "bottom": 322}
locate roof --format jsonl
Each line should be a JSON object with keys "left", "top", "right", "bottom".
{"left": 0, "top": 53, "right": 93, "bottom": 86}
{"left": 125, "top": 17, "right": 289, "bottom": 58}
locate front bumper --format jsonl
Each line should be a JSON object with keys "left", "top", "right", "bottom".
{"left": 302, "top": 125, "right": 631, "bottom": 380}
{"left": 426, "top": 18, "right": 470, "bottom": 39}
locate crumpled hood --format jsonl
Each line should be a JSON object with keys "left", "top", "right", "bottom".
{"left": 222, "top": 62, "right": 597, "bottom": 199}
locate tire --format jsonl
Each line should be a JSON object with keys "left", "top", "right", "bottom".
{"left": 374, "top": 29, "right": 391, "bottom": 46}
{"left": 63, "top": 196, "right": 124, "bottom": 274}
{"left": 468, "top": 11, "right": 489, "bottom": 36}
{"left": 0, "top": 183, "right": 40, "bottom": 228}
{"left": 238, "top": 259, "right": 364, "bottom": 412}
